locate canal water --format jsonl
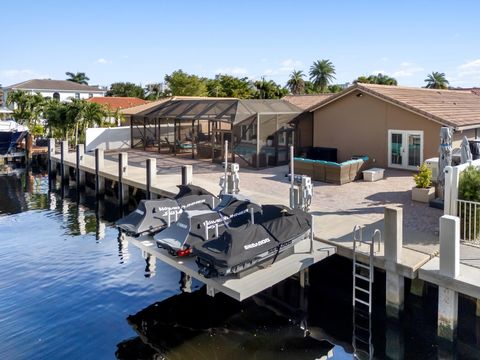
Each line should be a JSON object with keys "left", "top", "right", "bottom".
{"left": 0, "top": 171, "right": 479, "bottom": 359}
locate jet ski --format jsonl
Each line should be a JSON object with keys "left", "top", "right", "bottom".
{"left": 154, "top": 194, "right": 262, "bottom": 257}
{"left": 115, "top": 184, "right": 218, "bottom": 236}
{"left": 194, "top": 205, "right": 312, "bottom": 278}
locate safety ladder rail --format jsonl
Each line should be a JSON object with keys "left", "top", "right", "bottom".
{"left": 352, "top": 226, "right": 381, "bottom": 359}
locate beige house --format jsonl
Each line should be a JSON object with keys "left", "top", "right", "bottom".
{"left": 308, "top": 83, "right": 480, "bottom": 170}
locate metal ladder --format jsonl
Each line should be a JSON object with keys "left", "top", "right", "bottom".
{"left": 352, "top": 226, "right": 381, "bottom": 360}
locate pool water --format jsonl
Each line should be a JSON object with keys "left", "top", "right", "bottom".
{"left": 0, "top": 172, "right": 479, "bottom": 359}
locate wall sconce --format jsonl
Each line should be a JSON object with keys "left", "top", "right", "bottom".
{"left": 356, "top": 93, "right": 363, "bottom": 98}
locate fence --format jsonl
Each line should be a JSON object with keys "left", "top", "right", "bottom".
{"left": 457, "top": 199, "right": 480, "bottom": 243}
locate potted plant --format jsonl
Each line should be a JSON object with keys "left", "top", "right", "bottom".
{"left": 412, "top": 163, "right": 435, "bottom": 203}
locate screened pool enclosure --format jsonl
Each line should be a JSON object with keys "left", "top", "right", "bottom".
{"left": 130, "top": 99, "right": 302, "bottom": 167}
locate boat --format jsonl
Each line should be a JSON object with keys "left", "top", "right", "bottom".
{"left": 0, "top": 119, "right": 28, "bottom": 155}
{"left": 194, "top": 205, "right": 312, "bottom": 278}
{"left": 154, "top": 194, "right": 262, "bottom": 257}
{"left": 115, "top": 184, "right": 218, "bottom": 236}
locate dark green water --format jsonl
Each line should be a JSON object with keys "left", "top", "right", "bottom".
{"left": 0, "top": 172, "right": 479, "bottom": 359}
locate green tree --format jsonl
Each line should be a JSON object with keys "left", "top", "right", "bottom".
{"left": 309, "top": 59, "right": 336, "bottom": 93}
{"left": 206, "top": 75, "right": 254, "bottom": 98}
{"left": 107, "top": 82, "right": 146, "bottom": 98}
{"left": 253, "top": 78, "right": 288, "bottom": 99}
{"left": 424, "top": 71, "right": 449, "bottom": 89}
{"left": 44, "top": 100, "right": 72, "bottom": 140}
{"left": 145, "top": 83, "right": 164, "bottom": 100}
{"left": 6, "top": 90, "right": 46, "bottom": 127}
{"left": 65, "top": 71, "right": 90, "bottom": 85}
{"left": 327, "top": 84, "right": 344, "bottom": 93}
{"left": 164, "top": 70, "right": 208, "bottom": 96}
{"left": 355, "top": 73, "right": 398, "bottom": 85}
{"left": 304, "top": 81, "right": 318, "bottom": 94}
{"left": 286, "top": 70, "right": 305, "bottom": 95}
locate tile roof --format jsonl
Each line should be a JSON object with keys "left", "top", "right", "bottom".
{"left": 87, "top": 97, "right": 149, "bottom": 110}
{"left": 282, "top": 94, "right": 333, "bottom": 110}
{"left": 309, "top": 83, "right": 480, "bottom": 129}
{"left": 6, "top": 79, "right": 104, "bottom": 92}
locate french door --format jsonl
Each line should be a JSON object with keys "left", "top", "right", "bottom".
{"left": 388, "top": 130, "right": 423, "bottom": 170}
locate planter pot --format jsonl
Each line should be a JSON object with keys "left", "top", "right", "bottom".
{"left": 412, "top": 186, "right": 435, "bottom": 203}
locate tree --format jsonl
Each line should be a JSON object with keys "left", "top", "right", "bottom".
{"left": 107, "top": 82, "right": 145, "bottom": 98}
{"left": 355, "top": 73, "right": 397, "bottom": 85}
{"left": 44, "top": 100, "right": 72, "bottom": 140}
{"left": 65, "top": 72, "right": 90, "bottom": 85}
{"left": 424, "top": 71, "right": 449, "bottom": 89}
{"left": 327, "top": 84, "right": 344, "bottom": 93}
{"left": 309, "top": 59, "right": 336, "bottom": 93}
{"left": 206, "top": 75, "right": 254, "bottom": 98}
{"left": 253, "top": 78, "right": 288, "bottom": 99}
{"left": 6, "top": 90, "right": 46, "bottom": 127}
{"left": 145, "top": 83, "right": 164, "bottom": 100}
{"left": 286, "top": 70, "right": 305, "bottom": 95}
{"left": 164, "top": 70, "right": 208, "bottom": 96}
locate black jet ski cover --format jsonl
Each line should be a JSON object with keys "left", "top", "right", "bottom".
{"left": 174, "top": 184, "right": 215, "bottom": 199}
{"left": 195, "top": 205, "right": 311, "bottom": 272}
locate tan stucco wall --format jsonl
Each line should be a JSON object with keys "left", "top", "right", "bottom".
{"left": 452, "top": 128, "right": 476, "bottom": 148}
{"left": 312, "top": 90, "right": 445, "bottom": 168}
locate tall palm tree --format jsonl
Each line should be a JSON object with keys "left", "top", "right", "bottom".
{"left": 309, "top": 59, "right": 336, "bottom": 93}
{"left": 65, "top": 72, "right": 90, "bottom": 85}
{"left": 286, "top": 70, "right": 305, "bottom": 95}
{"left": 424, "top": 72, "right": 449, "bottom": 89}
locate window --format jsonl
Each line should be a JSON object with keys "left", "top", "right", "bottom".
{"left": 53, "top": 92, "right": 60, "bottom": 101}
{"left": 75, "top": 93, "right": 80, "bottom": 99}
{"left": 88, "top": 93, "right": 93, "bottom": 98}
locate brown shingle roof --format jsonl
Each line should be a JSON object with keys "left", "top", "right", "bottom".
{"left": 6, "top": 79, "right": 104, "bottom": 92}
{"left": 309, "top": 83, "right": 480, "bottom": 129}
{"left": 282, "top": 94, "right": 333, "bottom": 110}
{"left": 87, "top": 96, "right": 149, "bottom": 110}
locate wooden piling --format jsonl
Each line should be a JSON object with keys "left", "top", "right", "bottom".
{"left": 118, "top": 152, "right": 129, "bottom": 205}
{"left": 182, "top": 165, "right": 193, "bottom": 185}
{"left": 76, "top": 144, "right": 85, "bottom": 189}
{"left": 60, "top": 140, "right": 69, "bottom": 184}
{"left": 146, "top": 158, "right": 156, "bottom": 200}
{"left": 95, "top": 148, "right": 105, "bottom": 197}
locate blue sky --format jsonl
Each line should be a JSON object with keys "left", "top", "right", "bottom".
{"left": 2, "top": 0, "right": 480, "bottom": 88}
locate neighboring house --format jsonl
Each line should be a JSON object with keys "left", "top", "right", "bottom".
{"left": 2, "top": 79, "right": 105, "bottom": 104}
{"left": 308, "top": 83, "right": 480, "bottom": 170}
{"left": 283, "top": 94, "right": 333, "bottom": 149}
{"left": 88, "top": 96, "right": 150, "bottom": 126}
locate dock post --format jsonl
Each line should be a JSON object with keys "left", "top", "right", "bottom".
{"left": 48, "top": 138, "right": 56, "bottom": 188}
{"left": 437, "top": 215, "right": 460, "bottom": 341}
{"left": 118, "top": 152, "right": 129, "bottom": 205}
{"left": 76, "top": 144, "right": 85, "bottom": 189}
{"left": 182, "top": 165, "right": 193, "bottom": 185}
{"left": 60, "top": 140, "right": 69, "bottom": 184}
{"left": 384, "top": 206, "right": 404, "bottom": 318}
{"left": 146, "top": 158, "right": 156, "bottom": 200}
{"left": 95, "top": 148, "right": 105, "bottom": 197}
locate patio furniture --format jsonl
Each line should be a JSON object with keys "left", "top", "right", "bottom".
{"left": 362, "top": 168, "right": 385, "bottom": 182}
{"left": 294, "top": 157, "right": 368, "bottom": 185}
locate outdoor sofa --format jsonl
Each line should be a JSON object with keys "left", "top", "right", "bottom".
{"left": 294, "top": 156, "right": 368, "bottom": 185}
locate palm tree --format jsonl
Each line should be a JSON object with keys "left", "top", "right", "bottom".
{"left": 424, "top": 72, "right": 449, "bottom": 89}
{"left": 286, "top": 70, "right": 306, "bottom": 95}
{"left": 309, "top": 59, "right": 336, "bottom": 93}
{"left": 145, "top": 83, "right": 163, "bottom": 100}
{"left": 65, "top": 72, "right": 90, "bottom": 85}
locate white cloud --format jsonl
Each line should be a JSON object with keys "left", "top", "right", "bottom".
{"left": 458, "top": 59, "right": 480, "bottom": 77}
{"left": 0, "top": 69, "right": 50, "bottom": 84}
{"left": 214, "top": 67, "right": 248, "bottom": 76}
{"left": 391, "top": 62, "right": 424, "bottom": 77}
{"left": 96, "top": 58, "right": 112, "bottom": 65}
{"left": 279, "top": 59, "right": 303, "bottom": 72}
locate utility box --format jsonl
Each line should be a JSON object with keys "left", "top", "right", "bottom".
{"left": 425, "top": 157, "right": 439, "bottom": 181}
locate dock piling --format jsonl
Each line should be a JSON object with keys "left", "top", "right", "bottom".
{"left": 76, "top": 144, "right": 85, "bottom": 189}
{"left": 437, "top": 215, "right": 460, "bottom": 341}
{"left": 146, "top": 158, "right": 156, "bottom": 200}
{"left": 118, "top": 152, "right": 129, "bottom": 205}
{"left": 182, "top": 165, "right": 193, "bottom": 185}
{"left": 95, "top": 148, "right": 105, "bottom": 197}
{"left": 60, "top": 140, "right": 69, "bottom": 184}
{"left": 384, "top": 206, "right": 404, "bottom": 318}
{"left": 48, "top": 138, "right": 56, "bottom": 188}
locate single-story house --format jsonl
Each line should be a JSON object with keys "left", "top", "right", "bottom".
{"left": 283, "top": 94, "right": 333, "bottom": 149}
{"left": 306, "top": 83, "right": 480, "bottom": 170}
{"left": 88, "top": 96, "right": 150, "bottom": 126}
{"left": 2, "top": 79, "right": 105, "bottom": 104}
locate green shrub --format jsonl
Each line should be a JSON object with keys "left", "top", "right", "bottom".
{"left": 458, "top": 166, "right": 480, "bottom": 240}
{"left": 32, "top": 124, "right": 44, "bottom": 138}
{"left": 413, "top": 163, "right": 432, "bottom": 188}
{"left": 459, "top": 166, "right": 480, "bottom": 201}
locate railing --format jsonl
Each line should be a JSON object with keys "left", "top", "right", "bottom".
{"left": 457, "top": 199, "right": 480, "bottom": 243}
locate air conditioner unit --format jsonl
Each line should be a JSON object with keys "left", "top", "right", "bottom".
{"left": 425, "top": 157, "right": 439, "bottom": 181}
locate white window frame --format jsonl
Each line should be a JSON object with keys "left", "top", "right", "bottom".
{"left": 388, "top": 129, "right": 424, "bottom": 170}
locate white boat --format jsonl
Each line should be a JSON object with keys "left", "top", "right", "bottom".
{"left": 0, "top": 119, "right": 28, "bottom": 155}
